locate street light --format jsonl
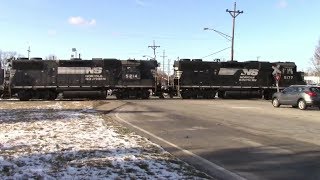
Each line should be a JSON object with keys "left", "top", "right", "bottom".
{"left": 143, "top": 55, "right": 155, "bottom": 60}
{"left": 203, "top": 28, "right": 231, "bottom": 41}
{"left": 204, "top": 2, "right": 243, "bottom": 62}
{"left": 72, "top": 48, "right": 77, "bottom": 59}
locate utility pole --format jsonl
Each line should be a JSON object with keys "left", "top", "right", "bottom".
{"left": 226, "top": 2, "right": 243, "bottom": 61}
{"left": 148, "top": 40, "right": 160, "bottom": 60}
{"left": 27, "top": 46, "right": 31, "bottom": 60}
{"left": 160, "top": 50, "right": 167, "bottom": 73}
{"left": 167, "top": 59, "right": 171, "bottom": 85}
{"left": 160, "top": 50, "right": 167, "bottom": 85}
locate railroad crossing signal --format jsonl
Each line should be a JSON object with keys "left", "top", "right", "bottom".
{"left": 275, "top": 74, "right": 281, "bottom": 81}
{"left": 275, "top": 73, "right": 281, "bottom": 92}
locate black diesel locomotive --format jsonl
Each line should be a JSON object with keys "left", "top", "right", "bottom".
{"left": 0, "top": 57, "right": 158, "bottom": 100}
{"left": 173, "top": 59, "right": 305, "bottom": 99}
{"left": 0, "top": 57, "right": 305, "bottom": 100}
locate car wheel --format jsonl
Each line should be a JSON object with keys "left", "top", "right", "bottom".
{"left": 298, "top": 99, "right": 307, "bottom": 110}
{"left": 272, "top": 98, "right": 280, "bottom": 107}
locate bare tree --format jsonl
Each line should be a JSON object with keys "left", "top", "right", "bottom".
{"left": 310, "top": 40, "right": 320, "bottom": 76}
{"left": 0, "top": 50, "right": 23, "bottom": 69}
{"left": 45, "top": 54, "right": 58, "bottom": 60}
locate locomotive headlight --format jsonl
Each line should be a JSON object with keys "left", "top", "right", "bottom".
{"left": 174, "top": 67, "right": 179, "bottom": 70}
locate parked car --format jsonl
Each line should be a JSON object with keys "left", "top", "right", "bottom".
{"left": 272, "top": 85, "right": 320, "bottom": 110}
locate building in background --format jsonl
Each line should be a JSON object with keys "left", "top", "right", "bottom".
{"left": 304, "top": 76, "right": 320, "bottom": 85}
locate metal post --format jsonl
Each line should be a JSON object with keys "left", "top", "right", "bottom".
{"left": 177, "top": 78, "right": 180, "bottom": 97}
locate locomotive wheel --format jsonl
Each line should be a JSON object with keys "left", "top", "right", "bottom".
{"left": 141, "top": 90, "right": 150, "bottom": 99}
{"left": 181, "top": 90, "right": 190, "bottom": 99}
{"left": 42, "top": 90, "right": 51, "bottom": 100}
{"left": 192, "top": 90, "right": 198, "bottom": 99}
{"left": 128, "top": 90, "right": 137, "bottom": 99}
{"left": 263, "top": 91, "right": 273, "bottom": 100}
{"left": 116, "top": 90, "right": 129, "bottom": 99}
{"left": 115, "top": 93, "right": 123, "bottom": 99}
{"left": 217, "top": 91, "right": 225, "bottom": 99}
{"left": 98, "top": 91, "right": 107, "bottom": 100}
{"left": 210, "top": 91, "right": 216, "bottom": 99}
{"left": 48, "top": 91, "right": 58, "bottom": 100}
{"left": 19, "top": 96, "right": 30, "bottom": 101}
{"left": 205, "top": 90, "right": 215, "bottom": 99}
{"left": 18, "top": 90, "right": 32, "bottom": 101}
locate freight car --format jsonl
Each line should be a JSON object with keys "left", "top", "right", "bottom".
{"left": 1, "top": 57, "right": 158, "bottom": 100}
{"left": 173, "top": 59, "right": 305, "bottom": 99}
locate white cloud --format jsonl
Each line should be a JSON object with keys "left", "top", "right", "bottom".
{"left": 276, "top": 0, "right": 288, "bottom": 8}
{"left": 68, "top": 16, "right": 96, "bottom": 26}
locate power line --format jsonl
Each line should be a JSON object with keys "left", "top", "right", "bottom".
{"left": 201, "top": 47, "right": 230, "bottom": 59}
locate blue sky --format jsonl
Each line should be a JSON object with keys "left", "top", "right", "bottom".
{"left": 0, "top": 0, "right": 319, "bottom": 71}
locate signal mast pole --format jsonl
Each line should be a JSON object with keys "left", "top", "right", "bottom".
{"left": 226, "top": 2, "right": 243, "bottom": 62}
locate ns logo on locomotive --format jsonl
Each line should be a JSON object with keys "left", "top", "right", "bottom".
{"left": 57, "top": 67, "right": 103, "bottom": 74}
{"left": 0, "top": 57, "right": 305, "bottom": 100}
{"left": 240, "top": 69, "right": 259, "bottom": 76}
{"left": 58, "top": 67, "right": 106, "bottom": 81}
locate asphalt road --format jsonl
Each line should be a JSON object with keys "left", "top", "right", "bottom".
{"left": 110, "top": 99, "right": 320, "bottom": 180}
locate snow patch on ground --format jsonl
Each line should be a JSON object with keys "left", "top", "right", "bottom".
{"left": 0, "top": 101, "right": 209, "bottom": 179}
